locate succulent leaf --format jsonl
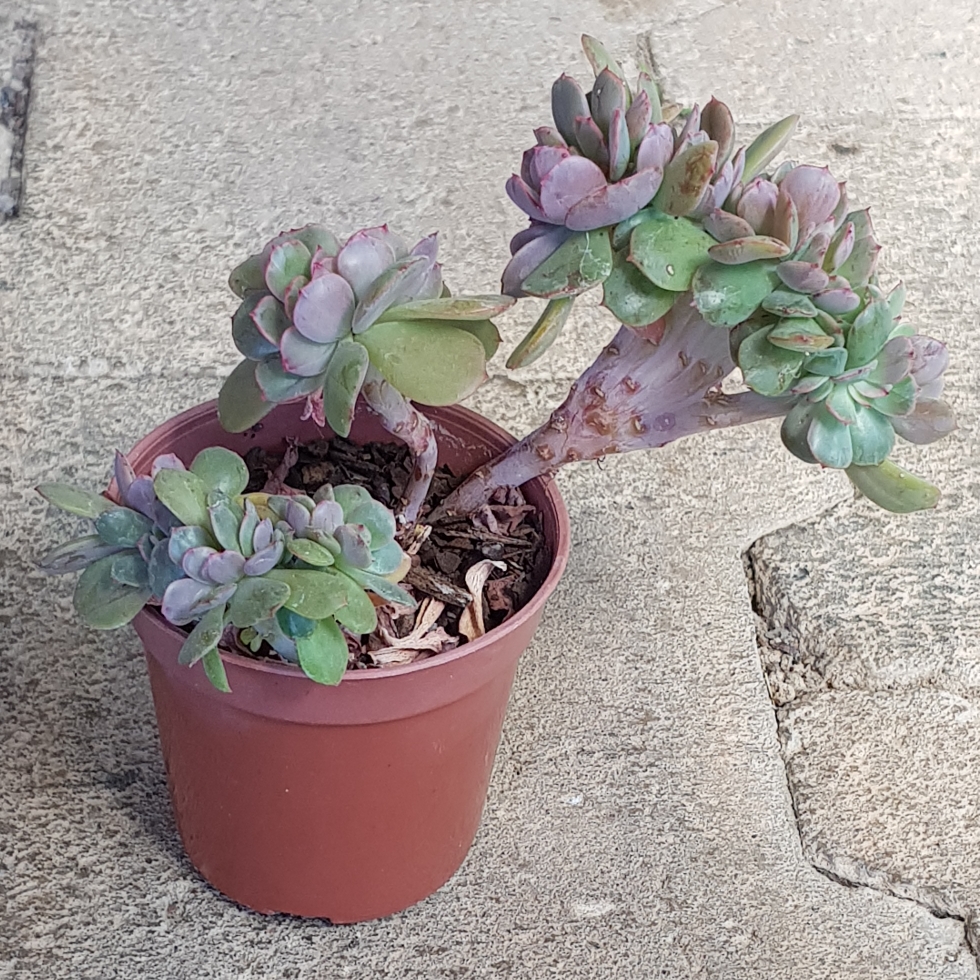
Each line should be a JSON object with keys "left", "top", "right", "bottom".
{"left": 296, "top": 617, "right": 349, "bottom": 686}
{"left": 74, "top": 555, "right": 151, "bottom": 629}
{"left": 521, "top": 229, "right": 613, "bottom": 298}
{"left": 846, "top": 460, "right": 940, "bottom": 513}
{"left": 177, "top": 605, "right": 228, "bottom": 666}
{"left": 218, "top": 359, "right": 274, "bottom": 434}
{"left": 332, "top": 573, "right": 379, "bottom": 635}
{"left": 380, "top": 295, "right": 514, "bottom": 322}
{"left": 153, "top": 469, "right": 210, "bottom": 528}
{"left": 265, "top": 568, "right": 349, "bottom": 620}
{"left": 848, "top": 404, "right": 895, "bottom": 465}
{"left": 227, "top": 576, "right": 291, "bottom": 628}
{"left": 806, "top": 405, "right": 853, "bottom": 468}
{"left": 741, "top": 114, "right": 799, "bottom": 183}
{"left": 190, "top": 447, "right": 249, "bottom": 498}
{"left": 652, "top": 140, "right": 718, "bottom": 217}
{"left": 602, "top": 249, "right": 675, "bottom": 327}
{"left": 692, "top": 260, "right": 779, "bottom": 327}
{"left": 551, "top": 74, "right": 591, "bottom": 147}
{"left": 767, "top": 318, "right": 834, "bottom": 351}
{"left": 265, "top": 240, "right": 312, "bottom": 300}
{"left": 201, "top": 648, "right": 231, "bottom": 692}
{"left": 707, "top": 236, "right": 791, "bottom": 266}
{"left": 628, "top": 214, "right": 714, "bottom": 292}
{"left": 506, "top": 296, "right": 575, "bottom": 369}
{"left": 738, "top": 326, "right": 804, "bottom": 395}
{"left": 37, "top": 484, "right": 115, "bottom": 519}
{"left": 322, "top": 339, "right": 370, "bottom": 438}
{"left": 94, "top": 508, "right": 153, "bottom": 548}
{"left": 255, "top": 356, "right": 325, "bottom": 403}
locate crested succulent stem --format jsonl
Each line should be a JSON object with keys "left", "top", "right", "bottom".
{"left": 360, "top": 365, "right": 439, "bottom": 528}
{"left": 433, "top": 313, "right": 792, "bottom": 519}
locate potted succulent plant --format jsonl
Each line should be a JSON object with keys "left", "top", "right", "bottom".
{"left": 38, "top": 35, "right": 953, "bottom": 922}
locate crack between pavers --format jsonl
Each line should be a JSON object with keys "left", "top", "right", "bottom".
{"left": 743, "top": 539, "right": 980, "bottom": 974}
{"left": 0, "top": 19, "right": 37, "bottom": 222}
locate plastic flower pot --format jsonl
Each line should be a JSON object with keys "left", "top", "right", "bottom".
{"left": 123, "top": 399, "right": 569, "bottom": 922}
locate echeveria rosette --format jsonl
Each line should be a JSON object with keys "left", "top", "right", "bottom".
{"left": 219, "top": 223, "right": 513, "bottom": 438}
{"left": 501, "top": 35, "right": 798, "bottom": 367}
{"left": 38, "top": 444, "right": 412, "bottom": 692}
{"left": 37, "top": 451, "right": 189, "bottom": 630}
{"left": 734, "top": 283, "right": 954, "bottom": 512}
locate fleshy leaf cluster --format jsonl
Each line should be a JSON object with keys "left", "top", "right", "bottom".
{"left": 37, "top": 447, "right": 412, "bottom": 690}
{"left": 219, "top": 224, "right": 513, "bottom": 435}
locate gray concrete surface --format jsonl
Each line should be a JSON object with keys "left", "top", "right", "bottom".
{"left": 1, "top": 0, "right": 978, "bottom": 977}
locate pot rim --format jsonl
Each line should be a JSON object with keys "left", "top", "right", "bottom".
{"left": 127, "top": 399, "right": 570, "bottom": 686}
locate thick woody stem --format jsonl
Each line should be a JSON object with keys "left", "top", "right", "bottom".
{"left": 434, "top": 304, "right": 793, "bottom": 519}
{"left": 360, "top": 366, "right": 438, "bottom": 527}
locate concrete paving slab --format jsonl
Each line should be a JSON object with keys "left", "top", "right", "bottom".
{"left": 3, "top": 0, "right": 980, "bottom": 976}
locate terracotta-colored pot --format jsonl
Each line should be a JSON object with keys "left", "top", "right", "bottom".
{"left": 125, "top": 400, "right": 569, "bottom": 922}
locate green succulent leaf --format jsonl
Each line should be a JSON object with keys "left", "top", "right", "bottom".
{"left": 741, "top": 115, "right": 800, "bottom": 183}
{"left": 506, "top": 297, "right": 574, "bottom": 370}
{"left": 232, "top": 294, "right": 278, "bottom": 360}
{"left": 845, "top": 294, "right": 892, "bottom": 369}
{"left": 333, "top": 572, "right": 379, "bottom": 635}
{"left": 255, "top": 356, "right": 325, "bottom": 404}
{"left": 367, "top": 540, "right": 408, "bottom": 576}
{"left": 358, "top": 319, "right": 488, "bottom": 405}
{"left": 807, "top": 404, "right": 854, "bottom": 468}
{"left": 322, "top": 339, "right": 369, "bottom": 438}
{"left": 870, "top": 376, "right": 916, "bottom": 417}
{"left": 265, "top": 240, "right": 312, "bottom": 300}
{"left": 109, "top": 551, "right": 150, "bottom": 589}
{"left": 201, "top": 647, "right": 232, "bottom": 693}
{"left": 178, "top": 604, "right": 228, "bottom": 666}
{"left": 265, "top": 568, "right": 349, "bottom": 620}
{"left": 290, "top": 225, "right": 340, "bottom": 257}
{"left": 286, "top": 537, "right": 336, "bottom": 567}
{"left": 581, "top": 34, "right": 627, "bottom": 81}
{"left": 738, "top": 326, "right": 804, "bottom": 396}
{"left": 37, "top": 484, "right": 115, "bottom": 519}
{"left": 780, "top": 401, "right": 818, "bottom": 464}
{"left": 762, "top": 290, "right": 819, "bottom": 318}
{"left": 208, "top": 498, "right": 245, "bottom": 552}
{"left": 277, "top": 606, "right": 317, "bottom": 639}
{"left": 692, "top": 260, "right": 779, "bottom": 327}
{"left": 153, "top": 469, "right": 210, "bottom": 528}
{"left": 227, "top": 577, "right": 291, "bottom": 628}
{"left": 652, "top": 140, "right": 718, "bottom": 217}
{"left": 802, "top": 347, "right": 848, "bottom": 377}
{"left": 296, "top": 617, "right": 349, "bottom": 686}
{"left": 601, "top": 249, "right": 675, "bottom": 327}
{"left": 767, "top": 318, "right": 834, "bottom": 352}
{"left": 218, "top": 359, "right": 275, "bottom": 433}
{"left": 454, "top": 320, "right": 501, "bottom": 360}
{"left": 342, "top": 567, "right": 416, "bottom": 608}
{"left": 628, "top": 214, "right": 714, "bottom": 292}
{"left": 147, "top": 539, "right": 184, "bottom": 598}
{"left": 94, "top": 508, "right": 153, "bottom": 548}
{"left": 382, "top": 295, "right": 515, "bottom": 322}
{"left": 848, "top": 403, "right": 895, "bottom": 465}
{"left": 190, "top": 447, "right": 249, "bottom": 498}
{"left": 845, "top": 460, "right": 940, "bottom": 513}
{"left": 521, "top": 230, "right": 613, "bottom": 298}
{"left": 74, "top": 554, "right": 151, "bottom": 629}
{"left": 229, "top": 253, "right": 267, "bottom": 299}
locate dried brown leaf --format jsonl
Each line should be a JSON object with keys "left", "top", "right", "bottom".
{"left": 459, "top": 559, "right": 507, "bottom": 641}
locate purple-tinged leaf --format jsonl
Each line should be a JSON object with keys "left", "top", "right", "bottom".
{"left": 202, "top": 550, "right": 246, "bottom": 585}
{"left": 336, "top": 228, "right": 399, "bottom": 301}
{"left": 310, "top": 246, "right": 336, "bottom": 279}
{"left": 182, "top": 546, "right": 218, "bottom": 583}
{"left": 243, "top": 539, "right": 285, "bottom": 577}
{"left": 410, "top": 232, "right": 439, "bottom": 263}
{"left": 283, "top": 276, "right": 307, "bottom": 319}
{"left": 707, "top": 235, "right": 790, "bottom": 265}
{"left": 771, "top": 188, "right": 800, "bottom": 250}
{"left": 311, "top": 499, "right": 344, "bottom": 535}
{"left": 121, "top": 475, "right": 158, "bottom": 521}
{"left": 114, "top": 451, "right": 136, "bottom": 500}
{"left": 909, "top": 336, "right": 949, "bottom": 385}
{"left": 255, "top": 356, "right": 325, "bottom": 403}
{"left": 779, "top": 166, "right": 841, "bottom": 239}
{"left": 891, "top": 399, "right": 957, "bottom": 445}
{"left": 736, "top": 178, "right": 778, "bottom": 235}
{"left": 625, "top": 89, "right": 652, "bottom": 148}
{"left": 253, "top": 518, "right": 274, "bottom": 552}
{"left": 867, "top": 336, "right": 914, "bottom": 385}
{"left": 675, "top": 103, "right": 702, "bottom": 148}
{"left": 292, "top": 273, "right": 355, "bottom": 344}
{"left": 608, "top": 108, "right": 630, "bottom": 182}
{"left": 534, "top": 126, "right": 567, "bottom": 147}
{"left": 565, "top": 168, "right": 663, "bottom": 231}
{"left": 501, "top": 225, "right": 573, "bottom": 296}
{"left": 776, "top": 260, "right": 830, "bottom": 294}
{"left": 162, "top": 578, "right": 234, "bottom": 627}
{"left": 285, "top": 499, "right": 311, "bottom": 535}
{"left": 38, "top": 535, "right": 124, "bottom": 575}
{"left": 169, "top": 525, "right": 213, "bottom": 565}
{"left": 591, "top": 68, "right": 628, "bottom": 132}
{"left": 701, "top": 97, "right": 734, "bottom": 167}
{"left": 635, "top": 123, "right": 674, "bottom": 173}
{"left": 571, "top": 115, "right": 609, "bottom": 169}
{"left": 505, "top": 174, "right": 549, "bottom": 223}
{"left": 351, "top": 255, "right": 429, "bottom": 333}
{"left": 812, "top": 288, "right": 860, "bottom": 314}
{"left": 279, "top": 327, "right": 336, "bottom": 377}
{"left": 335, "top": 524, "right": 373, "bottom": 569}
{"left": 551, "top": 73, "right": 591, "bottom": 147}
{"left": 150, "top": 454, "right": 185, "bottom": 476}
{"left": 703, "top": 209, "right": 755, "bottom": 243}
